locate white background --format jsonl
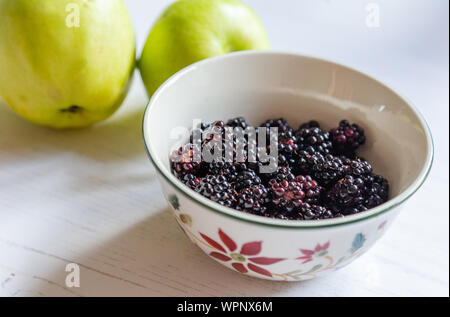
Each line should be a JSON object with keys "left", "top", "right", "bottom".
{"left": 0, "top": 0, "right": 448, "bottom": 296}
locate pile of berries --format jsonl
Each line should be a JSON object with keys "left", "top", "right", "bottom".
{"left": 171, "top": 117, "right": 389, "bottom": 220}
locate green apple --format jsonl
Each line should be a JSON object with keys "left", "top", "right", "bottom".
{"left": 0, "top": 0, "right": 135, "bottom": 129}
{"left": 139, "top": 0, "right": 270, "bottom": 97}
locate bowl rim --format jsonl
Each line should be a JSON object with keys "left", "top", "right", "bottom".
{"left": 142, "top": 50, "right": 434, "bottom": 229}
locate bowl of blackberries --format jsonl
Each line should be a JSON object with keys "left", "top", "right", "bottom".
{"left": 143, "top": 52, "right": 433, "bottom": 281}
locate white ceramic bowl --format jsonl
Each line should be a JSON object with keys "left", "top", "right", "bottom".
{"left": 142, "top": 51, "right": 433, "bottom": 281}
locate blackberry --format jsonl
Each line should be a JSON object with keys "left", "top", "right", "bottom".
{"left": 299, "top": 120, "right": 320, "bottom": 130}
{"left": 296, "top": 126, "right": 333, "bottom": 156}
{"left": 195, "top": 175, "right": 237, "bottom": 208}
{"left": 170, "top": 144, "right": 204, "bottom": 177}
{"left": 182, "top": 174, "right": 202, "bottom": 190}
{"left": 260, "top": 118, "right": 294, "bottom": 137}
{"left": 277, "top": 131, "right": 299, "bottom": 168}
{"left": 235, "top": 169, "right": 262, "bottom": 191}
{"left": 207, "top": 161, "right": 247, "bottom": 182}
{"left": 347, "top": 157, "right": 373, "bottom": 176}
{"left": 257, "top": 165, "right": 292, "bottom": 184}
{"left": 325, "top": 175, "right": 365, "bottom": 211}
{"left": 236, "top": 184, "right": 270, "bottom": 214}
{"left": 363, "top": 174, "right": 389, "bottom": 208}
{"left": 297, "top": 152, "right": 347, "bottom": 187}
{"left": 299, "top": 203, "right": 334, "bottom": 220}
{"left": 330, "top": 120, "right": 366, "bottom": 155}
{"left": 294, "top": 175, "right": 323, "bottom": 205}
{"left": 202, "top": 122, "right": 248, "bottom": 164}
{"left": 226, "top": 117, "right": 248, "bottom": 129}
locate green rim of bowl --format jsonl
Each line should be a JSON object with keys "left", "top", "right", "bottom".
{"left": 142, "top": 51, "right": 434, "bottom": 229}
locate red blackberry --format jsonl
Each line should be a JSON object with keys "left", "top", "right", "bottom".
{"left": 236, "top": 184, "right": 270, "bottom": 214}
{"left": 195, "top": 175, "right": 237, "bottom": 208}
{"left": 299, "top": 203, "right": 334, "bottom": 220}
{"left": 296, "top": 126, "right": 333, "bottom": 156}
{"left": 330, "top": 120, "right": 366, "bottom": 155}
{"left": 294, "top": 175, "right": 323, "bottom": 205}
{"left": 268, "top": 171, "right": 322, "bottom": 212}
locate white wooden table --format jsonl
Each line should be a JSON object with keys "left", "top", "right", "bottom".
{"left": 0, "top": 0, "right": 448, "bottom": 297}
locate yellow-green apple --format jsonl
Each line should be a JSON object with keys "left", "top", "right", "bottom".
{"left": 0, "top": 0, "right": 135, "bottom": 128}
{"left": 139, "top": 0, "right": 270, "bottom": 97}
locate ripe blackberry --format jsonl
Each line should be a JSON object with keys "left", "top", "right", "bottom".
{"left": 299, "top": 120, "right": 320, "bottom": 130}
{"left": 330, "top": 120, "right": 366, "bottom": 155}
{"left": 296, "top": 126, "right": 333, "bottom": 155}
{"left": 257, "top": 165, "right": 291, "bottom": 184}
{"left": 325, "top": 175, "right": 365, "bottom": 210}
{"left": 261, "top": 118, "right": 294, "bottom": 136}
{"left": 348, "top": 157, "right": 373, "bottom": 176}
{"left": 297, "top": 152, "right": 347, "bottom": 187}
{"left": 236, "top": 184, "right": 270, "bottom": 214}
{"left": 202, "top": 123, "right": 248, "bottom": 164}
{"left": 299, "top": 203, "right": 334, "bottom": 220}
{"left": 363, "top": 174, "right": 389, "bottom": 208}
{"left": 277, "top": 131, "right": 299, "bottom": 168}
{"left": 170, "top": 144, "right": 204, "bottom": 177}
{"left": 182, "top": 174, "right": 202, "bottom": 190}
{"left": 226, "top": 117, "right": 248, "bottom": 129}
{"left": 207, "top": 161, "right": 247, "bottom": 182}
{"left": 235, "top": 169, "right": 262, "bottom": 191}
{"left": 195, "top": 175, "right": 237, "bottom": 208}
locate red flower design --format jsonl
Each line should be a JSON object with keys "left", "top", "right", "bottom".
{"left": 296, "top": 241, "right": 330, "bottom": 264}
{"left": 199, "top": 229, "right": 285, "bottom": 277}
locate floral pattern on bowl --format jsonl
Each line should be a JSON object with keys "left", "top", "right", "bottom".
{"left": 167, "top": 192, "right": 386, "bottom": 281}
